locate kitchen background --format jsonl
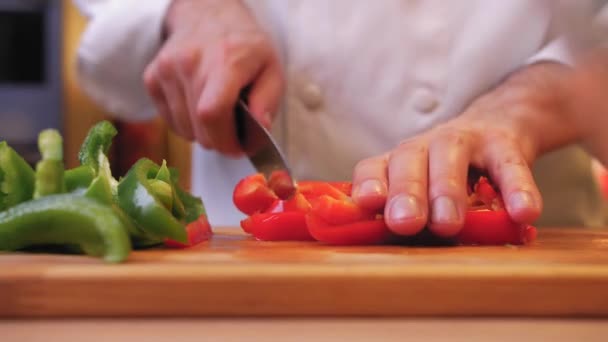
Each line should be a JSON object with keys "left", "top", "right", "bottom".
{"left": 0, "top": 0, "right": 192, "bottom": 189}
{"left": 1, "top": 0, "right": 606, "bottom": 196}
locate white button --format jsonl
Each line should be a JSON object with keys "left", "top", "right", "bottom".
{"left": 299, "top": 83, "right": 324, "bottom": 110}
{"left": 411, "top": 88, "right": 439, "bottom": 114}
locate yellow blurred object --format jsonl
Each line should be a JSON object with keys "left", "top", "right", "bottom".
{"left": 61, "top": 0, "right": 109, "bottom": 169}
{"left": 60, "top": 0, "right": 191, "bottom": 189}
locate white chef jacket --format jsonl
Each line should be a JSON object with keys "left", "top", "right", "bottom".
{"left": 73, "top": 0, "right": 607, "bottom": 228}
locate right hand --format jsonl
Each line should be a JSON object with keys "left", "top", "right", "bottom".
{"left": 143, "top": 0, "right": 284, "bottom": 156}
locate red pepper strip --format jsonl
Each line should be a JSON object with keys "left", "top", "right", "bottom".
{"left": 457, "top": 209, "right": 537, "bottom": 245}
{"left": 165, "top": 214, "right": 213, "bottom": 248}
{"left": 297, "top": 181, "right": 350, "bottom": 201}
{"left": 309, "top": 194, "right": 377, "bottom": 225}
{"left": 233, "top": 173, "right": 278, "bottom": 215}
{"left": 241, "top": 193, "right": 314, "bottom": 241}
{"left": 306, "top": 214, "right": 391, "bottom": 245}
{"left": 241, "top": 211, "right": 315, "bottom": 241}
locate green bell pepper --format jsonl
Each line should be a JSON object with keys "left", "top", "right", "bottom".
{"left": 33, "top": 129, "right": 66, "bottom": 199}
{"left": 0, "top": 193, "right": 131, "bottom": 263}
{"left": 0, "top": 141, "right": 35, "bottom": 210}
{"left": 78, "top": 120, "right": 117, "bottom": 172}
{"left": 117, "top": 158, "right": 189, "bottom": 244}
{"left": 65, "top": 165, "right": 96, "bottom": 192}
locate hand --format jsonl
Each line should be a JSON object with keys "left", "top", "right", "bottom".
{"left": 351, "top": 62, "right": 580, "bottom": 237}
{"left": 143, "top": 0, "right": 284, "bottom": 156}
{"left": 569, "top": 47, "right": 608, "bottom": 165}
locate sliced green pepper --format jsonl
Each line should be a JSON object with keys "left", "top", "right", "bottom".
{"left": 65, "top": 165, "right": 95, "bottom": 192}
{"left": 118, "top": 158, "right": 188, "bottom": 244}
{"left": 168, "top": 167, "right": 205, "bottom": 223}
{"left": 78, "top": 120, "right": 117, "bottom": 172}
{"left": 0, "top": 141, "right": 35, "bottom": 210}
{"left": 34, "top": 129, "right": 66, "bottom": 199}
{"left": 0, "top": 194, "right": 131, "bottom": 263}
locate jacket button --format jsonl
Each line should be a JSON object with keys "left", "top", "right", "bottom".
{"left": 299, "top": 83, "right": 323, "bottom": 110}
{"left": 411, "top": 88, "right": 439, "bottom": 114}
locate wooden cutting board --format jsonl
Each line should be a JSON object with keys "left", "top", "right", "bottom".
{"left": 2, "top": 227, "right": 608, "bottom": 318}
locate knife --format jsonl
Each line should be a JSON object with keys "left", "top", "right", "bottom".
{"left": 235, "top": 97, "right": 297, "bottom": 199}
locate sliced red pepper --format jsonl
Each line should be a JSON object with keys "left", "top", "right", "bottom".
{"left": 233, "top": 173, "right": 278, "bottom": 215}
{"left": 309, "top": 194, "right": 377, "bottom": 225}
{"left": 457, "top": 209, "right": 537, "bottom": 245}
{"left": 298, "top": 181, "right": 350, "bottom": 201}
{"left": 233, "top": 172, "right": 537, "bottom": 246}
{"left": 306, "top": 214, "right": 391, "bottom": 245}
{"left": 458, "top": 176, "right": 536, "bottom": 245}
{"left": 267, "top": 170, "right": 297, "bottom": 200}
{"left": 165, "top": 214, "right": 213, "bottom": 248}
{"left": 240, "top": 192, "right": 314, "bottom": 241}
{"left": 241, "top": 211, "right": 314, "bottom": 241}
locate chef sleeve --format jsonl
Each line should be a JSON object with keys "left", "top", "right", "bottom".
{"left": 526, "top": 0, "right": 608, "bottom": 66}
{"left": 72, "top": 0, "right": 172, "bottom": 121}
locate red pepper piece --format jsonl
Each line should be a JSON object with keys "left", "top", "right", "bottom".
{"left": 306, "top": 214, "right": 391, "bottom": 245}
{"left": 309, "top": 194, "right": 377, "bottom": 225}
{"left": 233, "top": 173, "right": 278, "bottom": 215}
{"left": 165, "top": 214, "right": 213, "bottom": 248}
{"left": 241, "top": 212, "right": 314, "bottom": 241}
{"left": 297, "top": 181, "right": 350, "bottom": 201}
{"left": 457, "top": 209, "right": 537, "bottom": 245}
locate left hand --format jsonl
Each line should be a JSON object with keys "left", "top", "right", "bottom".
{"left": 351, "top": 62, "right": 580, "bottom": 237}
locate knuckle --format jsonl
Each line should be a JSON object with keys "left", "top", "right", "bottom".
{"left": 391, "top": 141, "right": 427, "bottom": 162}
{"left": 355, "top": 157, "right": 382, "bottom": 171}
{"left": 155, "top": 52, "right": 175, "bottom": 77}
{"left": 389, "top": 176, "right": 426, "bottom": 196}
{"left": 432, "top": 127, "right": 472, "bottom": 148}
{"left": 174, "top": 46, "right": 200, "bottom": 75}
{"left": 142, "top": 66, "right": 158, "bottom": 92}
{"left": 429, "top": 174, "right": 462, "bottom": 197}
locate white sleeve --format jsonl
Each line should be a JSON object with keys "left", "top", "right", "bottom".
{"left": 73, "top": 0, "right": 172, "bottom": 121}
{"left": 526, "top": 0, "right": 608, "bottom": 66}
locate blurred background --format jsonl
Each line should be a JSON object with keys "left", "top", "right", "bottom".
{"left": 0, "top": 0, "right": 192, "bottom": 189}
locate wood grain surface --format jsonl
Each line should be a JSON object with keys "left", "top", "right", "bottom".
{"left": 1, "top": 228, "right": 608, "bottom": 318}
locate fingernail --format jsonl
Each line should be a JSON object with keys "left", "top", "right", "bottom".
{"left": 388, "top": 195, "right": 423, "bottom": 222}
{"left": 508, "top": 191, "right": 536, "bottom": 211}
{"left": 354, "top": 179, "right": 386, "bottom": 198}
{"left": 431, "top": 196, "right": 460, "bottom": 223}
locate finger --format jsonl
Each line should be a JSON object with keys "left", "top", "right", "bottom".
{"left": 157, "top": 57, "right": 194, "bottom": 140}
{"left": 195, "top": 67, "right": 245, "bottom": 156}
{"left": 384, "top": 140, "right": 429, "bottom": 236}
{"left": 247, "top": 61, "right": 285, "bottom": 128}
{"left": 143, "top": 64, "right": 176, "bottom": 131}
{"left": 483, "top": 135, "right": 542, "bottom": 223}
{"left": 175, "top": 48, "right": 213, "bottom": 149}
{"left": 428, "top": 129, "right": 473, "bottom": 237}
{"left": 351, "top": 156, "right": 389, "bottom": 210}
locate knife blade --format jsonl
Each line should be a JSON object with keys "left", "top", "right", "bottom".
{"left": 235, "top": 98, "right": 297, "bottom": 199}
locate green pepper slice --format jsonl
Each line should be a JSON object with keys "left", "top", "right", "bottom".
{"left": 78, "top": 120, "right": 117, "bottom": 172}
{"left": 65, "top": 165, "right": 95, "bottom": 192}
{"left": 0, "top": 194, "right": 131, "bottom": 263}
{"left": 118, "top": 158, "right": 188, "bottom": 243}
{"left": 33, "top": 129, "right": 66, "bottom": 199}
{"left": 0, "top": 141, "right": 35, "bottom": 210}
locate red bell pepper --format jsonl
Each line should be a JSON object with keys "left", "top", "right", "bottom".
{"left": 233, "top": 172, "right": 537, "bottom": 246}
{"left": 457, "top": 176, "right": 537, "bottom": 245}
{"left": 165, "top": 214, "right": 213, "bottom": 248}
{"left": 457, "top": 209, "right": 537, "bottom": 245}
{"left": 233, "top": 173, "right": 278, "bottom": 215}
{"left": 306, "top": 194, "right": 390, "bottom": 245}
{"left": 235, "top": 175, "right": 315, "bottom": 241}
